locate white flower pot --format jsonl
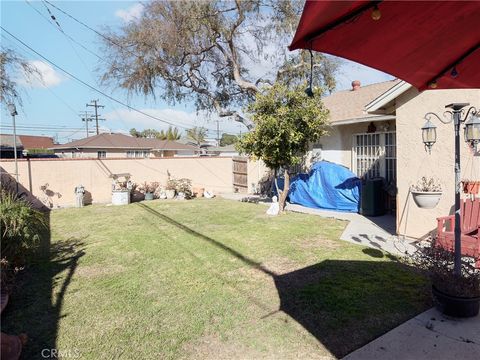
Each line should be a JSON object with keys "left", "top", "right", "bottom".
{"left": 411, "top": 191, "right": 442, "bottom": 209}
{"left": 112, "top": 190, "right": 131, "bottom": 205}
{"left": 165, "top": 189, "right": 175, "bottom": 199}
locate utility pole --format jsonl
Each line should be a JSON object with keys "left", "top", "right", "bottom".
{"left": 80, "top": 109, "right": 94, "bottom": 137}
{"left": 86, "top": 99, "right": 105, "bottom": 135}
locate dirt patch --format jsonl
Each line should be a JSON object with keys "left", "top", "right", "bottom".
{"left": 75, "top": 264, "right": 125, "bottom": 279}
{"left": 296, "top": 236, "right": 342, "bottom": 250}
{"left": 182, "top": 328, "right": 335, "bottom": 360}
{"left": 261, "top": 256, "right": 304, "bottom": 275}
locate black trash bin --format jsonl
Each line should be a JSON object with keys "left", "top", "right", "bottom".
{"left": 360, "top": 178, "right": 386, "bottom": 216}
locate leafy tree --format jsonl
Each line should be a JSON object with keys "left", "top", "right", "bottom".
{"left": 100, "top": 0, "right": 340, "bottom": 126}
{"left": 237, "top": 84, "right": 329, "bottom": 213}
{"left": 130, "top": 126, "right": 181, "bottom": 140}
{"left": 165, "top": 126, "right": 181, "bottom": 140}
{"left": 186, "top": 127, "right": 207, "bottom": 146}
{"left": 130, "top": 128, "right": 140, "bottom": 137}
{"left": 1, "top": 48, "right": 40, "bottom": 107}
{"left": 220, "top": 133, "right": 238, "bottom": 147}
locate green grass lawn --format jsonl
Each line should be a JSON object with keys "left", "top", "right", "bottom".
{"left": 2, "top": 198, "right": 431, "bottom": 359}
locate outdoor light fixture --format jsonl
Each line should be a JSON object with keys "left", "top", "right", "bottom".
{"left": 421, "top": 103, "right": 478, "bottom": 277}
{"left": 7, "top": 103, "right": 19, "bottom": 194}
{"left": 7, "top": 103, "right": 17, "bottom": 116}
{"left": 421, "top": 117, "right": 437, "bottom": 153}
{"left": 464, "top": 113, "right": 480, "bottom": 147}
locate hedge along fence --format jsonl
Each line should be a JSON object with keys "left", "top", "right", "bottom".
{"left": 0, "top": 157, "right": 238, "bottom": 208}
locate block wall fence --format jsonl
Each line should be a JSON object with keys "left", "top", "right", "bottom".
{"left": 0, "top": 157, "right": 269, "bottom": 208}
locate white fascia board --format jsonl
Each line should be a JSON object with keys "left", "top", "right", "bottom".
{"left": 365, "top": 81, "right": 412, "bottom": 113}
{"left": 331, "top": 115, "right": 396, "bottom": 126}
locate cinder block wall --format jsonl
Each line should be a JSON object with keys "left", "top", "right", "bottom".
{"left": 0, "top": 157, "right": 241, "bottom": 208}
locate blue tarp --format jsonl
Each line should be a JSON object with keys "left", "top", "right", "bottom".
{"left": 281, "top": 161, "right": 361, "bottom": 212}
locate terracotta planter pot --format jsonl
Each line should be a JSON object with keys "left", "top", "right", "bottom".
{"left": 462, "top": 181, "right": 480, "bottom": 195}
{"left": 411, "top": 191, "right": 442, "bottom": 209}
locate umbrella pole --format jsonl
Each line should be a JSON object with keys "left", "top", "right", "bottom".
{"left": 453, "top": 108, "right": 462, "bottom": 277}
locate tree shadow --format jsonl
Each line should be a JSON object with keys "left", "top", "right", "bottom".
{"left": 137, "top": 203, "right": 431, "bottom": 358}
{"left": 1, "top": 169, "right": 86, "bottom": 359}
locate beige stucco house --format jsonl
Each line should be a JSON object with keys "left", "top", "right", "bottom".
{"left": 51, "top": 133, "right": 199, "bottom": 159}
{"left": 317, "top": 80, "right": 480, "bottom": 239}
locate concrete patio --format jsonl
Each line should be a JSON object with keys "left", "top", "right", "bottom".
{"left": 343, "top": 307, "right": 480, "bottom": 360}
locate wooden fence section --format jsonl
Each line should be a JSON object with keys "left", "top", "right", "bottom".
{"left": 232, "top": 157, "right": 248, "bottom": 193}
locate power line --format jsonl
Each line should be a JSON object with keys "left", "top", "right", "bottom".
{"left": 24, "top": 0, "right": 102, "bottom": 60}
{"left": 1, "top": 26, "right": 214, "bottom": 131}
{"left": 28, "top": 2, "right": 133, "bottom": 134}
{"left": 38, "top": 1, "right": 217, "bottom": 134}
{"left": 43, "top": 0, "right": 133, "bottom": 56}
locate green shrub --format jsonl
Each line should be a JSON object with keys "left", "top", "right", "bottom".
{"left": 0, "top": 188, "right": 46, "bottom": 267}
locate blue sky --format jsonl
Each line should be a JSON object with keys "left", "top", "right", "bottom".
{"left": 1, "top": 0, "right": 393, "bottom": 143}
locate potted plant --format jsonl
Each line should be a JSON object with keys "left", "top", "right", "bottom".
{"left": 112, "top": 176, "right": 135, "bottom": 205}
{"left": 410, "top": 177, "right": 442, "bottom": 209}
{"left": 175, "top": 178, "right": 193, "bottom": 200}
{"left": 139, "top": 181, "right": 159, "bottom": 201}
{"left": 410, "top": 241, "right": 480, "bottom": 317}
{"left": 462, "top": 179, "right": 480, "bottom": 195}
{"left": 165, "top": 179, "right": 177, "bottom": 199}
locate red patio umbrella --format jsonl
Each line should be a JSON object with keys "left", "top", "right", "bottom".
{"left": 289, "top": 1, "right": 480, "bottom": 90}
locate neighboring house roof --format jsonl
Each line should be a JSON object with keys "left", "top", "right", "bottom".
{"left": 18, "top": 135, "right": 55, "bottom": 149}
{"left": 0, "top": 134, "right": 23, "bottom": 149}
{"left": 51, "top": 133, "right": 198, "bottom": 151}
{"left": 323, "top": 79, "right": 402, "bottom": 125}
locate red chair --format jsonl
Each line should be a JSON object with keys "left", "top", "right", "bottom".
{"left": 436, "top": 198, "right": 480, "bottom": 267}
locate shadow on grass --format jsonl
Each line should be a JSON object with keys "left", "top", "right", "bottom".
{"left": 138, "top": 203, "right": 431, "bottom": 358}
{"left": 1, "top": 169, "right": 86, "bottom": 359}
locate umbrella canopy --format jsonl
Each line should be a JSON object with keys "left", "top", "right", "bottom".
{"left": 289, "top": 1, "right": 480, "bottom": 90}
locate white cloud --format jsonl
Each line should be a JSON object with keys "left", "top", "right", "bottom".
{"left": 18, "top": 60, "right": 65, "bottom": 88}
{"left": 115, "top": 3, "right": 144, "bottom": 23}
{"left": 103, "top": 108, "right": 245, "bottom": 136}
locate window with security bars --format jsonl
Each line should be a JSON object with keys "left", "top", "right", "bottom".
{"left": 353, "top": 132, "right": 396, "bottom": 182}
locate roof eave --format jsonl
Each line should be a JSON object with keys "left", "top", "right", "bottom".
{"left": 365, "top": 81, "right": 412, "bottom": 113}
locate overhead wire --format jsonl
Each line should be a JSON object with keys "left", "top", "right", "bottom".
{"left": 38, "top": 1, "right": 222, "bottom": 135}
{"left": 1, "top": 26, "right": 216, "bottom": 132}
{"left": 37, "top": 0, "right": 129, "bottom": 133}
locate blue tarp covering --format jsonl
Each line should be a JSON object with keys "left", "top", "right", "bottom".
{"left": 282, "top": 161, "right": 361, "bottom": 212}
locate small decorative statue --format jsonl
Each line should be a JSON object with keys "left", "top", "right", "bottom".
{"left": 74, "top": 184, "right": 85, "bottom": 208}
{"left": 266, "top": 195, "right": 280, "bottom": 216}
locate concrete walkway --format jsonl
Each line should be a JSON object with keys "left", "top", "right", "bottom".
{"left": 285, "top": 203, "right": 418, "bottom": 257}
{"left": 343, "top": 307, "right": 480, "bottom": 360}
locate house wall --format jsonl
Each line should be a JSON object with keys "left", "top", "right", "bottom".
{"left": 55, "top": 149, "right": 140, "bottom": 158}
{"left": 313, "top": 120, "right": 396, "bottom": 170}
{"left": 396, "top": 88, "right": 480, "bottom": 239}
{"left": 54, "top": 149, "right": 197, "bottom": 158}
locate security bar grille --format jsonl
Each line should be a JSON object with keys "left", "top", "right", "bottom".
{"left": 353, "top": 132, "right": 396, "bottom": 182}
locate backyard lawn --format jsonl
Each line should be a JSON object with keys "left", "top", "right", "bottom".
{"left": 3, "top": 198, "right": 431, "bottom": 359}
